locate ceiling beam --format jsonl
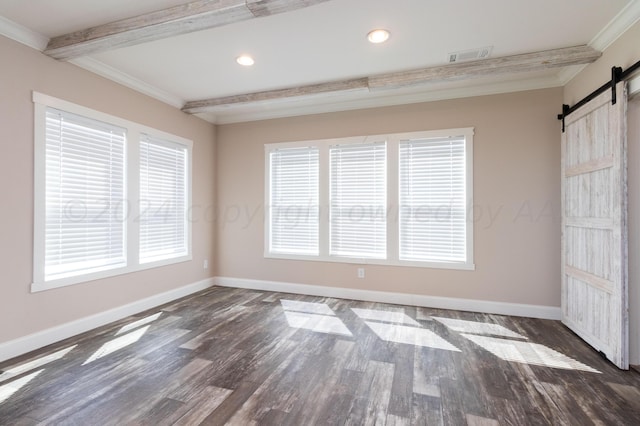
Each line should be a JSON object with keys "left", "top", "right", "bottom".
{"left": 182, "top": 78, "right": 369, "bottom": 113}
{"left": 182, "top": 45, "right": 601, "bottom": 114}
{"left": 368, "top": 45, "right": 601, "bottom": 89}
{"left": 44, "top": 0, "right": 331, "bottom": 60}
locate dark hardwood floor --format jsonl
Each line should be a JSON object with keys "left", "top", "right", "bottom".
{"left": 1, "top": 286, "right": 640, "bottom": 425}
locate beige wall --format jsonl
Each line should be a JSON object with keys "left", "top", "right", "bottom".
{"left": 216, "top": 88, "right": 563, "bottom": 307}
{"left": 0, "top": 35, "right": 216, "bottom": 344}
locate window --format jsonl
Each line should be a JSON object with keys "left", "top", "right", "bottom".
{"left": 399, "top": 136, "right": 467, "bottom": 263}
{"left": 330, "top": 142, "right": 386, "bottom": 259}
{"left": 268, "top": 146, "right": 319, "bottom": 256}
{"left": 139, "top": 135, "right": 189, "bottom": 263}
{"left": 43, "top": 108, "right": 127, "bottom": 282}
{"left": 33, "top": 92, "right": 192, "bottom": 292}
{"left": 265, "top": 129, "right": 474, "bottom": 270}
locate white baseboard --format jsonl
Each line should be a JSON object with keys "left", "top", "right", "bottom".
{"left": 213, "top": 276, "right": 561, "bottom": 320}
{"left": 0, "top": 278, "right": 215, "bottom": 363}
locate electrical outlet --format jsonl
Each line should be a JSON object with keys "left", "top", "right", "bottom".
{"left": 357, "top": 268, "right": 365, "bottom": 279}
{"left": 203, "top": 260, "right": 209, "bottom": 270}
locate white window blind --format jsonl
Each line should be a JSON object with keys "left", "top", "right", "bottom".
{"left": 330, "top": 142, "right": 387, "bottom": 259}
{"left": 139, "top": 135, "right": 188, "bottom": 263}
{"left": 269, "top": 147, "right": 319, "bottom": 255}
{"left": 44, "top": 108, "right": 126, "bottom": 281}
{"left": 399, "top": 136, "right": 467, "bottom": 263}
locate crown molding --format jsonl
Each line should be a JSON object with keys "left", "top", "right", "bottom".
{"left": 69, "top": 57, "right": 184, "bottom": 109}
{"left": 590, "top": 0, "right": 640, "bottom": 51}
{"left": 0, "top": 15, "right": 48, "bottom": 51}
{"left": 0, "top": 16, "right": 185, "bottom": 111}
{"left": 556, "top": 64, "right": 589, "bottom": 85}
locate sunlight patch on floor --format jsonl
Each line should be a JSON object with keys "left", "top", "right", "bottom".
{"left": 352, "top": 308, "right": 420, "bottom": 326}
{"left": 116, "top": 312, "right": 162, "bottom": 336}
{"left": 461, "top": 333, "right": 600, "bottom": 373}
{"left": 432, "top": 317, "right": 526, "bottom": 339}
{"left": 83, "top": 326, "right": 150, "bottom": 365}
{"left": 0, "top": 369, "right": 44, "bottom": 404}
{"left": 0, "top": 345, "right": 76, "bottom": 383}
{"left": 366, "top": 321, "right": 461, "bottom": 351}
{"left": 280, "top": 300, "right": 335, "bottom": 315}
{"left": 283, "top": 311, "right": 352, "bottom": 336}
{"left": 280, "top": 299, "right": 352, "bottom": 336}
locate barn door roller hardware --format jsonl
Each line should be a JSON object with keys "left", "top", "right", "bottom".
{"left": 557, "top": 60, "right": 640, "bottom": 132}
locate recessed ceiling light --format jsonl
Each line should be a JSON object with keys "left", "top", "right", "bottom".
{"left": 367, "top": 29, "right": 390, "bottom": 44}
{"left": 236, "top": 55, "right": 255, "bottom": 66}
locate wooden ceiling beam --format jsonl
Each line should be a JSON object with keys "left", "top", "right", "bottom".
{"left": 44, "top": 0, "right": 330, "bottom": 60}
{"left": 182, "top": 78, "right": 369, "bottom": 113}
{"left": 368, "top": 45, "right": 602, "bottom": 89}
{"left": 182, "top": 45, "right": 601, "bottom": 114}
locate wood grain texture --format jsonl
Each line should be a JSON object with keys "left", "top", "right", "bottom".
{"left": 183, "top": 46, "right": 601, "bottom": 114}
{"left": 44, "top": 0, "right": 331, "bottom": 60}
{"left": 181, "top": 78, "right": 369, "bottom": 113}
{"left": 368, "top": 46, "right": 601, "bottom": 89}
{"left": 562, "top": 82, "right": 629, "bottom": 369}
{"left": 1, "top": 286, "right": 639, "bottom": 425}
{"left": 564, "top": 155, "right": 614, "bottom": 177}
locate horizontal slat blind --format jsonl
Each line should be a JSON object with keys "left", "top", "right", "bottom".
{"left": 45, "top": 108, "right": 126, "bottom": 280}
{"left": 330, "top": 142, "right": 387, "bottom": 259}
{"left": 269, "top": 147, "right": 319, "bottom": 255}
{"left": 139, "top": 135, "right": 188, "bottom": 263}
{"left": 399, "top": 136, "right": 466, "bottom": 263}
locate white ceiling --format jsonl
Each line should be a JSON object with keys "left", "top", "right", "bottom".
{"left": 0, "top": 0, "right": 638, "bottom": 123}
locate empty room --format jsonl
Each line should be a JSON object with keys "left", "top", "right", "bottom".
{"left": 2, "top": 0, "right": 640, "bottom": 424}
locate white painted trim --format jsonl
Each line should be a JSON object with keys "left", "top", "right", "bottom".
{"left": 0, "top": 17, "right": 185, "bottom": 111}
{"left": 32, "top": 91, "right": 194, "bottom": 292}
{"left": 557, "top": 64, "right": 588, "bottom": 86}
{"left": 0, "top": 15, "right": 48, "bottom": 51}
{"left": 69, "top": 57, "right": 185, "bottom": 109}
{"left": 0, "top": 278, "right": 214, "bottom": 363}
{"left": 590, "top": 0, "right": 640, "bottom": 51}
{"left": 213, "top": 276, "right": 562, "bottom": 320}
{"left": 263, "top": 129, "right": 475, "bottom": 271}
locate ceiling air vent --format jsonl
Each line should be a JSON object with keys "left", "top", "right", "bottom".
{"left": 448, "top": 46, "right": 493, "bottom": 63}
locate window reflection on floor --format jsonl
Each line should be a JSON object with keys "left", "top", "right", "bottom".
{"left": 0, "top": 370, "right": 44, "bottom": 404}
{"left": 365, "top": 321, "right": 461, "bottom": 351}
{"left": 0, "top": 345, "right": 78, "bottom": 405}
{"left": 0, "top": 345, "right": 76, "bottom": 383}
{"left": 280, "top": 299, "right": 335, "bottom": 316}
{"left": 116, "top": 312, "right": 162, "bottom": 336}
{"left": 283, "top": 311, "right": 353, "bottom": 336}
{"left": 432, "top": 314, "right": 599, "bottom": 373}
{"left": 349, "top": 307, "right": 460, "bottom": 351}
{"left": 351, "top": 308, "right": 421, "bottom": 326}
{"left": 432, "top": 317, "right": 526, "bottom": 339}
{"left": 280, "top": 299, "right": 352, "bottom": 336}
{"left": 83, "top": 325, "right": 150, "bottom": 365}
{"left": 461, "top": 333, "right": 601, "bottom": 373}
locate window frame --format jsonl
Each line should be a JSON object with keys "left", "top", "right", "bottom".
{"left": 267, "top": 145, "right": 320, "bottom": 257}
{"left": 329, "top": 140, "right": 388, "bottom": 260}
{"left": 139, "top": 134, "right": 190, "bottom": 264}
{"left": 32, "top": 92, "right": 193, "bottom": 292}
{"left": 264, "top": 129, "right": 474, "bottom": 270}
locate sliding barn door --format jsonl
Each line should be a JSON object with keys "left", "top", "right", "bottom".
{"left": 562, "top": 82, "right": 628, "bottom": 369}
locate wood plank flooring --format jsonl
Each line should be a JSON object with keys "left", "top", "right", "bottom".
{"left": 1, "top": 286, "right": 640, "bottom": 425}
